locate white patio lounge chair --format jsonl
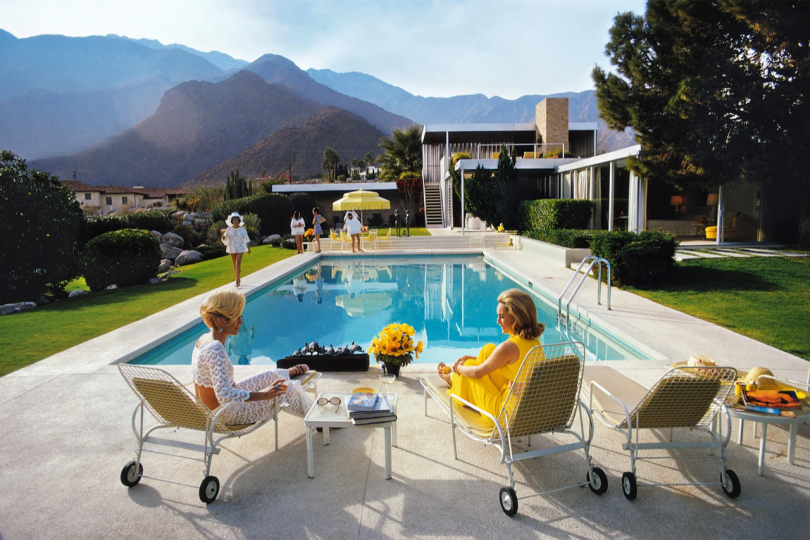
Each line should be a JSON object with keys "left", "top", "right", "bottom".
{"left": 118, "top": 364, "right": 320, "bottom": 504}
{"left": 583, "top": 365, "right": 740, "bottom": 501}
{"left": 420, "top": 342, "right": 608, "bottom": 516}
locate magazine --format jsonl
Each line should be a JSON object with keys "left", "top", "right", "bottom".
{"left": 347, "top": 392, "right": 379, "bottom": 412}
{"left": 349, "top": 394, "right": 392, "bottom": 419}
{"left": 352, "top": 414, "right": 397, "bottom": 426}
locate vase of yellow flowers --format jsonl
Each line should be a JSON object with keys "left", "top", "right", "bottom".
{"left": 304, "top": 228, "right": 315, "bottom": 242}
{"left": 368, "top": 323, "right": 424, "bottom": 376}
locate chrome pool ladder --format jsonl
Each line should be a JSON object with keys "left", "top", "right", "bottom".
{"left": 558, "top": 256, "right": 611, "bottom": 321}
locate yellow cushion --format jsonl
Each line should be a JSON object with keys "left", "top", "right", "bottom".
{"left": 491, "top": 152, "right": 501, "bottom": 159}
{"left": 423, "top": 374, "right": 494, "bottom": 438}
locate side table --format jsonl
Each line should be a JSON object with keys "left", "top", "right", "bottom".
{"left": 304, "top": 392, "right": 398, "bottom": 480}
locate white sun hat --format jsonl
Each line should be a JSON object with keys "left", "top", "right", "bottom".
{"left": 225, "top": 212, "right": 244, "bottom": 227}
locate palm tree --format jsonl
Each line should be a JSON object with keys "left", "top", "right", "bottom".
{"left": 377, "top": 124, "right": 422, "bottom": 182}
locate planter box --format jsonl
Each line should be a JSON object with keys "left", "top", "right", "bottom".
{"left": 276, "top": 353, "right": 369, "bottom": 372}
{"left": 519, "top": 236, "right": 591, "bottom": 268}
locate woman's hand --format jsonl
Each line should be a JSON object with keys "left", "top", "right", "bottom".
{"left": 266, "top": 381, "right": 288, "bottom": 399}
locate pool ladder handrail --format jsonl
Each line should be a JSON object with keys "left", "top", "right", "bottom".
{"left": 557, "top": 256, "right": 611, "bottom": 321}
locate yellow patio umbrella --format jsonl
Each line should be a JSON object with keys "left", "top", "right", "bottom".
{"left": 335, "top": 292, "right": 392, "bottom": 319}
{"left": 332, "top": 189, "right": 390, "bottom": 224}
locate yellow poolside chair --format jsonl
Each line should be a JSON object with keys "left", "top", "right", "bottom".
{"left": 376, "top": 228, "right": 393, "bottom": 250}
{"left": 339, "top": 230, "right": 353, "bottom": 252}
{"left": 420, "top": 342, "right": 607, "bottom": 516}
{"left": 118, "top": 364, "right": 320, "bottom": 504}
{"left": 330, "top": 230, "right": 346, "bottom": 252}
{"left": 362, "top": 230, "right": 377, "bottom": 251}
{"left": 583, "top": 365, "right": 740, "bottom": 501}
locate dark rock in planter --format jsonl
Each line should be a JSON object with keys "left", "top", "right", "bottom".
{"left": 276, "top": 353, "right": 369, "bottom": 372}
{"left": 160, "top": 243, "right": 183, "bottom": 261}
{"left": 161, "top": 232, "right": 185, "bottom": 248}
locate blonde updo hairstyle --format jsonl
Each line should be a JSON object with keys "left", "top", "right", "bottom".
{"left": 200, "top": 290, "right": 246, "bottom": 331}
{"left": 497, "top": 288, "right": 544, "bottom": 339}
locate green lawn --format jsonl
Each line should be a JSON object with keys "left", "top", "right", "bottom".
{"left": 0, "top": 246, "right": 295, "bottom": 377}
{"left": 628, "top": 257, "right": 810, "bottom": 361}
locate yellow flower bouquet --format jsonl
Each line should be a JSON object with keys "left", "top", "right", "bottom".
{"left": 304, "top": 228, "right": 315, "bottom": 241}
{"left": 368, "top": 323, "right": 424, "bottom": 372}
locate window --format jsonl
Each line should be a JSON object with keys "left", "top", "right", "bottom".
{"left": 106, "top": 197, "right": 112, "bottom": 205}
{"left": 122, "top": 196, "right": 128, "bottom": 204}
{"left": 84, "top": 193, "right": 91, "bottom": 200}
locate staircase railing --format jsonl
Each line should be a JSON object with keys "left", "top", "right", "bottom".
{"left": 557, "top": 256, "right": 611, "bottom": 321}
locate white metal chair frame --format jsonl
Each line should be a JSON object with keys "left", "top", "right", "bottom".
{"left": 586, "top": 366, "right": 740, "bottom": 500}
{"left": 421, "top": 342, "right": 608, "bottom": 516}
{"left": 118, "top": 364, "right": 320, "bottom": 504}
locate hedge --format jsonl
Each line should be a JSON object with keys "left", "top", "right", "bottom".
{"left": 518, "top": 199, "right": 594, "bottom": 231}
{"left": 288, "top": 193, "right": 317, "bottom": 220}
{"left": 211, "top": 193, "right": 294, "bottom": 236}
{"left": 197, "top": 244, "right": 227, "bottom": 260}
{"left": 82, "top": 229, "right": 161, "bottom": 291}
{"left": 83, "top": 210, "right": 173, "bottom": 245}
{"left": 589, "top": 230, "right": 677, "bottom": 287}
{"left": 525, "top": 229, "right": 594, "bottom": 249}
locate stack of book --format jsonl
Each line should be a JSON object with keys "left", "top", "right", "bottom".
{"left": 347, "top": 392, "right": 396, "bottom": 425}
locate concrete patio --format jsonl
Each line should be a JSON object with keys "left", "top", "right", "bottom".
{"left": 1, "top": 248, "right": 808, "bottom": 539}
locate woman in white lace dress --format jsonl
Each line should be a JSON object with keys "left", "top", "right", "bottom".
{"left": 220, "top": 212, "right": 251, "bottom": 287}
{"left": 192, "top": 290, "right": 313, "bottom": 425}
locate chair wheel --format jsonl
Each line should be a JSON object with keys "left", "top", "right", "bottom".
{"left": 721, "top": 469, "right": 741, "bottom": 498}
{"left": 622, "top": 472, "right": 637, "bottom": 501}
{"left": 499, "top": 486, "right": 518, "bottom": 516}
{"left": 587, "top": 467, "right": 608, "bottom": 495}
{"left": 120, "top": 461, "right": 143, "bottom": 487}
{"left": 199, "top": 475, "right": 220, "bottom": 504}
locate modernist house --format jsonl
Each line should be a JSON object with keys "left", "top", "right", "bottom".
{"left": 421, "top": 97, "right": 795, "bottom": 243}
{"left": 60, "top": 181, "right": 188, "bottom": 212}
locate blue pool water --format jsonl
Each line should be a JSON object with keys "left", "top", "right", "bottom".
{"left": 131, "top": 256, "right": 653, "bottom": 366}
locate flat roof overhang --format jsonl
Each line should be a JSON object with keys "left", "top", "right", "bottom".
{"left": 454, "top": 157, "right": 581, "bottom": 171}
{"left": 556, "top": 145, "right": 642, "bottom": 172}
{"left": 272, "top": 182, "right": 399, "bottom": 193}
{"left": 422, "top": 122, "right": 598, "bottom": 145}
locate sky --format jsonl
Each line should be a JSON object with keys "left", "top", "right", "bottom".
{"left": 3, "top": 0, "right": 648, "bottom": 99}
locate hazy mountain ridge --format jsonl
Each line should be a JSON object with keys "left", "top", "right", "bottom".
{"left": 189, "top": 108, "right": 386, "bottom": 187}
{"left": 108, "top": 34, "right": 249, "bottom": 71}
{"left": 30, "top": 72, "right": 324, "bottom": 187}
{"left": 307, "top": 68, "right": 634, "bottom": 151}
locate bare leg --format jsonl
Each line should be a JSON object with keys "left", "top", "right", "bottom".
{"left": 315, "top": 236, "right": 321, "bottom": 252}
{"left": 296, "top": 235, "right": 303, "bottom": 254}
{"left": 230, "top": 253, "right": 239, "bottom": 285}
{"left": 234, "top": 252, "right": 243, "bottom": 286}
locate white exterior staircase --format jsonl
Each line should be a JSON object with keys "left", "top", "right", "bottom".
{"left": 423, "top": 183, "right": 443, "bottom": 228}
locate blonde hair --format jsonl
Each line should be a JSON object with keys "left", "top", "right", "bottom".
{"left": 497, "top": 288, "right": 544, "bottom": 339}
{"left": 200, "top": 290, "right": 245, "bottom": 331}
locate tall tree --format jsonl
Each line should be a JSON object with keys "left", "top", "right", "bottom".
{"left": 377, "top": 124, "right": 423, "bottom": 182}
{"left": 365, "top": 152, "right": 374, "bottom": 168}
{"left": 593, "top": 0, "right": 810, "bottom": 239}
{"left": 463, "top": 145, "right": 520, "bottom": 229}
{"left": 321, "top": 147, "right": 339, "bottom": 182}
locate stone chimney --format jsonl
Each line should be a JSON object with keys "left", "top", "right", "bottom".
{"left": 535, "top": 98, "right": 569, "bottom": 155}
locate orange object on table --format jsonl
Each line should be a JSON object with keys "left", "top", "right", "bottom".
{"left": 745, "top": 389, "right": 802, "bottom": 410}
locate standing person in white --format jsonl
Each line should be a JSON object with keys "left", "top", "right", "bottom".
{"left": 291, "top": 211, "right": 306, "bottom": 254}
{"left": 343, "top": 212, "right": 364, "bottom": 253}
{"left": 221, "top": 213, "right": 250, "bottom": 287}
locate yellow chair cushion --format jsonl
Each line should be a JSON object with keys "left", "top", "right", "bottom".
{"left": 423, "top": 374, "right": 494, "bottom": 438}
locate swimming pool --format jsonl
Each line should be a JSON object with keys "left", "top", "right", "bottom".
{"left": 130, "top": 255, "right": 654, "bottom": 366}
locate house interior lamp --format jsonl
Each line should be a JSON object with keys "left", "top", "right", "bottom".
{"left": 670, "top": 195, "right": 685, "bottom": 215}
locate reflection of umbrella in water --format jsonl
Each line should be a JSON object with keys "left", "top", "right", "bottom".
{"left": 335, "top": 292, "right": 392, "bottom": 318}
{"left": 332, "top": 189, "right": 390, "bottom": 224}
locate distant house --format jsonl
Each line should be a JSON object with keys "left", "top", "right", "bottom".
{"left": 59, "top": 182, "right": 188, "bottom": 212}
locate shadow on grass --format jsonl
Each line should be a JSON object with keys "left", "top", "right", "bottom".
{"left": 632, "top": 264, "right": 780, "bottom": 294}
{"left": 39, "top": 277, "right": 200, "bottom": 312}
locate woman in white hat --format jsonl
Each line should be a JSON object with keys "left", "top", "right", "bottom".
{"left": 221, "top": 212, "right": 250, "bottom": 287}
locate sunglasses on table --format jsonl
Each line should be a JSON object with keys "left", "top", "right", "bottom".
{"left": 316, "top": 397, "right": 341, "bottom": 411}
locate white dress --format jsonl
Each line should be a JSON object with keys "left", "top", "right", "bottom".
{"left": 291, "top": 218, "right": 305, "bottom": 236}
{"left": 191, "top": 340, "right": 313, "bottom": 424}
{"left": 223, "top": 226, "right": 250, "bottom": 254}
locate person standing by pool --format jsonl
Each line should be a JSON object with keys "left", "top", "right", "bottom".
{"left": 343, "top": 212, "right": 364, "bottom": 253}
{"left": 291, "top": 211, "right": 306, "bottom": 254}
{"left": 312, "top": 207, "right": 324, "bottom": 253}
{"left": 437, "top": 289, "right": 545, "bottom": 426}
{"left": 221, "top": 212, "right": 250, "bottom": 287}
{"left": 192, "top": 290, "right": 312, "bottom": 424}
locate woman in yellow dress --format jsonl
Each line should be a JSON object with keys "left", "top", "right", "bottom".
{"left": 438, "top": 289, "right": 544, "bottom": 423}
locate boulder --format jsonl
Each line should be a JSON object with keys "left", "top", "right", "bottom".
{"left": 106, "top": 284, "right": 118, "bottom": 290}
{"left": 34, "top": 296, "right": 50, "bottom": 305}
{"left": 161, "top": 232, "right": 184, "bottom": 248}
{"left": 194, "top": 218, "right": 207, "bottom": 227}
{"left": 262, "top": 234, "right": 281, "bottom": 245}
{"left": 158, "top": 259, "right": 172, "bottom": 273}
{"left": 68, "top": 290, "right": 90, "bottom": 298}
{"left": 175, "top": 250, "right": 203, "bottom": 266}
{"left": 0, "top": 301, "right": 37, "bottom": 316}
{"left": 283, "top": 238, "right": 297, "bottom": 249}
{"left": 150, "top": 230, "right": 163, "bottom": 241}
{"left": 148, "top": 277, "right": 161, "bottom": 285}
{"left": 160, "top": 243, "right": 183, "bottom": 261}
{"left": 187, "top": 212, "right": 200, "bottom": 219}
{"left": 172, "top": 210, "right": 186, "bottom": 219}
{"left": 248, "top": 241, "right": 258, "bottom": 248}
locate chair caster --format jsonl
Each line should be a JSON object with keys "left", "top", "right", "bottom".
{"left": 120, "top": 461, "right": 143, "bottom": 487}
{"left": 721, "top": 469, "right": 741, "bottom": 498}
{"left": 499, "top": 486, "right": 518, "bottom": 516}
{"left": 622, "top": 472, "right": 637, "bottom": 501}
{"left": 587, "top": 467, "right": 608, "bottom": 495}
{"left": 199, "top": 475, "right": 220, "bottom": 504}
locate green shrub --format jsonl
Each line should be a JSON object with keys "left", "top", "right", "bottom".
{"left": 82, "top": 229, "right": 161, "bottom": 291}
{"left": 197, "top": 244, "right": 227, "bottom": 260}
{"left": 525, "top": 229, "right": 594, "bottom": 249}
{"left": 589, "top": 230, "right": 677, "bottom": 287}
{"left": 83, "top": 210, "right": 172, "bottom": 245}
{"left": 287, "top": 193, "right": 316, "bottom": 222}
{"left": 172, "top": 224, "right": 202, "bottom": 249}
{"left": 1, "top": 151, "right": 84, "bottom": 302}
{"left": 207, "top": 220, "right": 226, "bottom": 245}
{"left": 518, "top": 199, "right": 594, "bottom": 231}
{"left": 337, "top": 175, "right": 346, "bottom": 182}
{"left": 211, "top": 193, "right": 294, "bottom": 236}
{"left": 368, "top": 212, "right": 384, "bottom": 227}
